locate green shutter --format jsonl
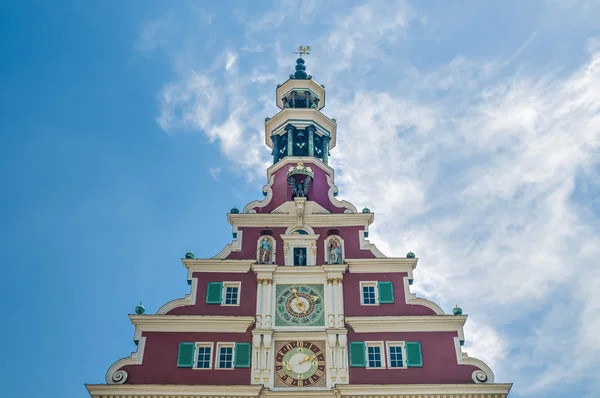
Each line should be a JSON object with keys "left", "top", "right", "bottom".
{"left": 206, "top": 282, "right": 223, "bottom": 304}
{"left": 378, "top": 281, "right": 394, "bottom": 303}
{"left": 234, "top": 342, "right": 251, "bottom": 368}
{"left": 349, "top": 342, "right": 366, "bottom": 367}
{"left": 177, "top": 342, "right": 196, "bottom": 368}
{"left": 405, "top": 342, "right": 423, "bottom": 367}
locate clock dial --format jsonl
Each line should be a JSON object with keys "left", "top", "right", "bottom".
{"left": 274, "top": 341, "right": 326, "bottom": 387}
{"left": 275, "top": 284, "right": 325, "bottom": 326}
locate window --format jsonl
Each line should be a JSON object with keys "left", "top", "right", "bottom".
{"left": 222, "top": 282, "right": 241, "bottom": 306}
{"left": 195, "top": 343, "right": 213, "bottom": 369}
{"left": 205, "top": 282, "right": 242, "bottom": 306}
{"left": 216, "top": 343, "right": 235, "bottom": 369}
{"left": 360, "top": 282, "right": 378, "bottom": 305}
{"left": 366, "top": 342, "right": 385, "bottom": 369}
{"left": 360, "top": 281, "right": 395, "bottom": 305}
{"left": 387, "top": 342, "right": 406, "bottom": 368}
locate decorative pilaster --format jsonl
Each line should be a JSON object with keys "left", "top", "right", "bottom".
{"left": 327, "top": 278, "right": 335, "bottom": 327}
{"left": 255, "top": 278, "right": 263, "bottom": 327}
{"left": 322, "top": 135, "right": 330, "bottom": 164}
{"left": 327, "top": 333, "right": 338, "bottom": 383}
{"left": 307, "top": 125, "right": 315, "bottom": 157}
{"left": 286, "top": 126, "right": 294, "bottom": 157}
{"left": 337, "top": 277, "right": 345, "bottom": 328}
{"left": 264, "top": 279, "right": 273, "bottom": 328}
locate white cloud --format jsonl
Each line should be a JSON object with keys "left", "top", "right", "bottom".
{"left": 135, "top": 14, "right": 172, "bottom": 53}
{"left": 208, "top": 167, "right": 222, "bottom": 181}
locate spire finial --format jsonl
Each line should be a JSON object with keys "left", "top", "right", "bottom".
{"left": 290, "top": 46, "right": 312, "bottom": 80}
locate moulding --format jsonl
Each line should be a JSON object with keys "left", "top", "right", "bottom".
{"left": 272, "top": 200, "right": 330, "bottom": 216}
{"left": 213, "top": 227, "right": 243, "bottom": 259}
{"left": 357, "top": 229, "right": 386, "bottom": 258}
{"left": 454, "top": 336, "right": 497, "bottom": 384}
{"left": 275, "top": 79, "right": 326, "bottom": 110}
{"left": 335, "top": 383, "right": 512, "bottom": 397}
{"left": 244, "top": 175, "right": 276, "bottom": 213}
{"left": 345, "top": 315, "right": 467, "bottom": 333}
{"left": 182, "top": 259, "right": 255, "bottom": 274}
{"left": 156, "top": 277, "right": 198, "bottom": 315}
{"left": 87, "top": 384, "right": 264, "bottom": 398}
{"left": 402, "top": 276, "right": 445, "bottom": 315}
{"left": 345, "top": 258, "right": 417, "bottom": 273}
{"left": 105, "top": 329, "right": 145, "bottom": 384}
{"left": 227, "top": 213, "right": 374, "bottom": 227}
{"left": 129, "top": 315, "right": 254, "bottom": 333}
{"left": 265, "top": 109, "right": 337, "bottom": 149}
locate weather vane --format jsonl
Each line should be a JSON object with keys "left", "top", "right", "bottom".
{"left": 293, "top": 45, "right": 311, "bottom": 57}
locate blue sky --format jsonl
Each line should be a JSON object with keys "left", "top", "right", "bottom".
{"left": 1, "top": 1, "right": 599, "bottom": 397}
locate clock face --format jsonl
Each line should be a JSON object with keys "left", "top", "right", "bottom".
{"left": 275, "top": 284, "right": 325, "bottom": 326}
{"left": 275, "top": 341, "right": 326, "bottom": 387}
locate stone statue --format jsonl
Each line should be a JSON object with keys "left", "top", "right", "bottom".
{"left": 259, "top": 238, "right": 272, "bottom": 264}
{"left": 328, "top": 239, "right": 342, "bottom": 264}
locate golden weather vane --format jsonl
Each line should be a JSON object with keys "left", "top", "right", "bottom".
{"left": 293, "top": 45, "right": 311, "bottom": 57}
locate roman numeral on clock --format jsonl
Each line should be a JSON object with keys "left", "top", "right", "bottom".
{"left": 277, "top": 369, "right": 286, "bottom": 378}
{"left": 284, "top": 376, "right": 294, "bottom": 385}
{"left": 315, "top": 369, "right": 324, "bottom": 378}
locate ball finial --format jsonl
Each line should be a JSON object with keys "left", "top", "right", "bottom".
{"left": 362, "top": 207, "right": 371, "bottom": 214}
{"left": 185, "top": 251, "right": 195, "bottom": 259}
{"left": 230, "top": 207, "right": 240, "bottom": 214}
{"left": 406, "top": 251, "right": 416, "bottom": 259}
{"left": 135, "top": 302, "right": 145, "bottom": 315}
{"left": 453, "top": 304, "right": 463, "bottom": 315}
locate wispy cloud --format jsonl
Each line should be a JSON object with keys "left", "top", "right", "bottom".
{"left": 135, "top": 14, "right": 172, "bottom": 53}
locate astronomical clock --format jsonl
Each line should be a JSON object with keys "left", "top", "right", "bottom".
{"left": 274, "top": 341, "right": 327, "bottom": 387}
{"left": 275, "top": 284, "right": 325, "bottom": 327}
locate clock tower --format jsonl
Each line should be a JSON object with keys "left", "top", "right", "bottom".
{"left": 87, "top": 50, "right": 512, "bottom": 398}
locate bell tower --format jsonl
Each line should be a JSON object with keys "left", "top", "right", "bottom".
{"left": 265, "top": 47, "right": 337, "bottom": 164}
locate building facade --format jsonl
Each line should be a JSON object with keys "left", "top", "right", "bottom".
{"left": 87, "top": 57, "right": 512, "bottom": 398}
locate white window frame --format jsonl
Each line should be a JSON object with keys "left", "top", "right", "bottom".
{"left": 193, "top": 342, "right": 214, "bottom": 370}
{"left": 386, "top": 341, "right": 407, "bottom": 369}
{"left": 365, "top": 341, "right": 386, "bottom": 369}
{"left": 222, "top": 282, "right": 241, "bottom": 306}
{"left": 215, "top": 342, "right": 236, "bottom": 370}
{"left": 360, "top": 281, "right": 379, "bottom": 306}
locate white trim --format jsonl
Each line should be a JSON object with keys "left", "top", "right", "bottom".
{"left": 129, "top": 315, "right": 254, "bottom": 333}
{"left": 193, "top": 342, "right": 214, "bottom": 370}
{"left": 105, "top": 330, "right": 146, "bottom": 384}
{"left": 345, "top": 315, "right": 467, "bottom": 333}
{"left": 87, "top": 383, "right": 512, "bottom": 398}
{"left": 227, "top": 213, "right": 373, "bottom": 227}
{"left": 156, "top": 277, "right": 198, "bottom": 315}
{"left": 183, "top": 259, "right": 255, "bottom": 274}
{"left": 346, "top": 258, "right": 416, "bottom": 273}
{"left": 357, "top": 228, "right": 386, "bottom": 257}
{"left": 365, "top": 341, "right": 386, "bottom": 369}
{"left": 222, "top": 282, "right": 242, "bottom": 306}
{"left": 213, "top": 228, "right": 243, "bottom": 259}
{"left": 275, "top": 79, "right": 326, "bottom": 111}
{"left": 335, "top": 383, "right": 513, "bottom": 397}
{"left": 215, "top": 342, "right": 236, "bottom": 370}
{"left": 285, "top": 225, "right": 315, "bottom": 235}
{"left": 244, "top": 175, "right": 275, "bottom": 213}
{"left": 265, "top": 109, "right": 337, "bottom": 149}
{"left": 402, "top": 276, "right": 445, "bottom": 315}
{"left": 271, "top": 200, "right": 330, "bottom": 216}
{"left": 454, "top": 336, "right": 496, "bottom": 384}
{"left": 359, "top": 281, "right": 379, "bottom": 306}
{"left": 280, "top": 233, "right": 319, "bottom": 266}
{"left": 386, "top": 341, "right": 407, "bottom": 369}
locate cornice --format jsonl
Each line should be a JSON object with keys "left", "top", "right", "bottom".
{"left": 87, "top": 384, "right": 263, "bottom": 398}
{"left": 129, "top": 315, "right": 254, "bottom": 333}
{"left": 346, "top": 258, "right": 417, "bottom": 273}
{"left": 336, "top": 383, "right": 512, "bottom": 397}
{"left": 228, "top": 213, "right": 374, "bottom": 227}
{"left": 182, "top": 258, "right": 255, "bottom": 274}
{"left": 345, "top": 315, "right": 467, "bottom": 333}
{"left": 265, "top": 109, "right": 337, "bottom": 149}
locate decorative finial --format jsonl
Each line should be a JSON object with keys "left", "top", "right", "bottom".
{"left": 135, "top": 301, "right": 145, "bottom": 315}
{"left": 362, "top": 207, "right": 371, "bottom": 214}
{"left": 293, "top": 45, "right": 311, "bottom": 57}
{"left": 230, "top": 206, "right": 240, "bottom": 214}
{"left": 453, "top": 304, "right": 463, "bottom": 315}
{"left": 185, "top": 251, "right": 195, "bottom": 259}
{"left": 406, "top": 251, "right": 416, "bottom": 259}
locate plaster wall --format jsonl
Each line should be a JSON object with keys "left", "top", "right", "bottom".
{"left": 347, "top": 330, "right": 478, "bottom": 384}
{"left": 343, "top": 272, "right": 436, "bottom": 316}
{"left": 120, "top": 331, "right": 252, "bottom": 385}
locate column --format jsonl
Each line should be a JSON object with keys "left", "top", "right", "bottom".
{"left": 265, "top": 279, "right": 273, "bottom": 328}
{"left": 287, "top": 127, "right": 294, "bottom": 158}
{"left": 332, "top": 278, "right": 339, "bottom": 329}
{"left": 261, "top": 279, "right": 269, "bottom": 329}
{"left": 307, "top": 126, "right": 315, "bottom": 157}
{"left": 255, "top": 278, "right": 263, "bottom": 328}
{"left": 326, "top": 278, "right": 335, "bottom": 328}
{"left": 322, "top": 136, "right": 330, "bottom": 164}
{"left": 291, "top": 91, "right": 296, "bottom": 108}
{"left": 337, "top": 278, "right": 345, "bottom": 328}
{"left": 272, "top": 135, "right": 280, "bottom": 163}
{"left": 305, "top": 90, "right": 310, "bottom": 108}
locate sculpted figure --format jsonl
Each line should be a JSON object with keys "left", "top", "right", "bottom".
{"left": 328, "top": 239, "right": 342, "bottom": 264}
{"left": 259, "top": 238, "right": 272, "bottom": 264}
